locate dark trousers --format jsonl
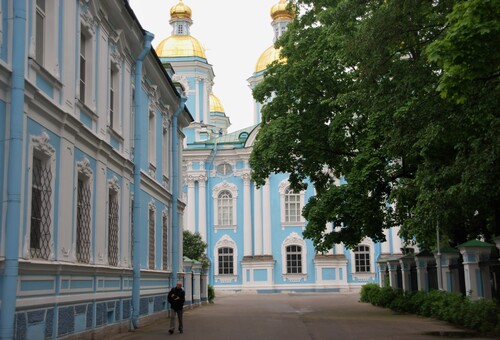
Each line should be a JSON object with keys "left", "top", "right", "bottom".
{"left": 169, "top": 308, "right": 183, "bottom": 331}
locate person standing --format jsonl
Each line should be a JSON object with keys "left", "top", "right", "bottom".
{"left": 168, "top": 281, "right": 186, "bottom": 334}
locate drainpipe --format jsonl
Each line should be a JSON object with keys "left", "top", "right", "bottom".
{"left": 131, "top": 30, "right": 154, "bottom": 330}
{"left": 0, "top": 1, "right": 26, "bottom": 339}
{"left": 171, "top": 94, "right": 187, "bottom": 286}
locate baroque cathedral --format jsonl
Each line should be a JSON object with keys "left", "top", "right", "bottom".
{"left": 156, "top": 0, "right": 405, "bottom": 293}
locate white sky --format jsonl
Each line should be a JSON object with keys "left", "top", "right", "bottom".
{"left": 129, "top": 0, "right": 279, "bottom": 132}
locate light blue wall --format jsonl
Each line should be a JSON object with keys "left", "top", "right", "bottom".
{"left": 0, "top": 100, "right": 5, "bottom": 246}
{"left": 0, "top": 1, "right": 7, "bottom": 62}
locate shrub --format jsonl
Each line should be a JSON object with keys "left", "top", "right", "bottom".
{"left": 360, "top": 283, "right": 380, "bottom": 303}
{"left": 208, "top": 284, "right": 215, "bottom": 303}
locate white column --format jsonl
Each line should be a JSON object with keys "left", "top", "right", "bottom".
{"left": 381, "top": 228, "right": 391, "bottom": 254}
{"left": 326, "top": 223, "right": 334, "bottom": 254}
{"left": 254, "top": 185, "right": 262, "bottom": 255}
{"left": 186, "top": 176, "right": 196, "bottom": 233}
{"left": 58, "top": 138, "right": 75, "bottom": 261}
{"left": 243, "top": 173, "right": 252, "bottom": 256}
{"left": 195, "top": 77, "right": 200, "bottom": 122}
{"left": 198, "top": 176, "right": 207, "bottom": 242}
{"left": 262, "top": 181, "right": 271, "bottom": 255}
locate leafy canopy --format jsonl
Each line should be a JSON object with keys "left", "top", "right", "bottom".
{"left": 250, "top": 0, "right": 500, "bottom": 251}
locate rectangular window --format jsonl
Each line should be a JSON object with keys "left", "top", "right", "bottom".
{"left": 162, "top": 125, "right": 169, "bottom": 179}
{"left": 35, "top": 0, "right": 46, "bottom": 64}
{"left": 108, "top": 190, "right": 119, "bottom": 266}
{"left": 76, "top": 177, "right": 92, "bottom": 263}
{"left": 30, "top": 155, "right": 52, "bottom": 259}
{"left": 130, "top": 198, "right": 134, "bottom": 262}
{"left": 218, "top": 247, "right": 234, "bottom": 275}
{"left": 286, "top": 245, "right": 302, "bottom": 274}
{"left": 79, "top": 32, "right": 87, "bottom": 103}
{"left": 148, "top": 111, "right": 155, "bottom": 166}
{"left": 285, "top": 189, "right": 301, "bottom": 223}
{"left": 148, "top": 208, "right": 155, "bottom": 270}
{"left": 217, "top": 190, "right": 233, "bottom": 226}
{"left": 355, "top": 245, "right": 370, "bottom": 273}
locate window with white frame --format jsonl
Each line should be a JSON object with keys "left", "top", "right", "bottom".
{"left": 148, "top": 111, "right": 156, "bottom": 167}
{"left": 109, "top": 64, "right": 119, "bottom": 131}
{"left": 218, "top": 247, "right": 234, "bottom": 275}
{"left": 28, "top": 132, "right": 55, "bottom": 260}
{"left": 162, "top": 210, "right": 168, "bottom": 270}
{"left": 130, "top": 87, "right": 135, "bottom": 155}
{"left": 354, "top": 245, "right": 371, "bottom": 273}
{"left": 107, "top": 178, "right": 120, "bottom": 266}
{"left": 279, "top": 180, "right": 305, "bottom": 227}
{"left": 130, "top": 197, "right": 134, "bottom": 262}
{"left": 162, "top": 117, "right": 169, "bottom": 181}
{"left": 281, "top": 232, "right": 307, "bottom": 281}
{"left": 217, "top": 190, "right": 233, "bottom": 226}
{"left": 35, "top": 0, "right": 46, "bottom": 64}
{"left": 212, "top": 182, "right": 238, "bottom": 229}
{"left": 79, "top": 28, "right": 93, "bottom": 105}
{"left": 76, "top": 159, "right": 92, "bottom": 264}
{"left": 286, "top": 245, "right": 302, "bottom": 274}
{"left": 148, "top": 204, "right": 155, "bottom": 270}
{"left": 214, "top": 235, "right": 238, "bottom": 282}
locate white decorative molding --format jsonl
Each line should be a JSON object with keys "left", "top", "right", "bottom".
{"left": 282, "top": 273, "right": 307, "bottom": 282}
{"left": 77, "top": 158, "right": 93, "bottom": 179}
{"left": 212, "top": 181, "right": 238, "bottom": 199}
{"left": 281, "top": 232, "right": 307, "bottom": 276}
{"left": 172, "top": 74, "right": 189, "bottom": 94}
{"left": 162, "top": 208, "right": 169, "bottom": 219}
{"left": 108, "top": 176, "right": 120, "bottom": 194}
{"left": 32, "top": 131, "right": 56, "bottom": 158}
{"left": 148, "top": 199, "right": 156, "bottom": 212}
{"left": 214, "top": 275, "right": 238, "bottom": 284}
{"left": 214, "top": 235, "right": 238, "bottom": 278}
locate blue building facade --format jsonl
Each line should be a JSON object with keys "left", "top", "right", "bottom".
{"left": 155, "top": 0, "right": 407, "bottom": 294}
{"left": 0, "top": 0, "right": 192, "bottom": 338}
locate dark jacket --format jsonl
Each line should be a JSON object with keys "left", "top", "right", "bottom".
{"left": 168, "top": 287, "right": 185, "bottom": 311}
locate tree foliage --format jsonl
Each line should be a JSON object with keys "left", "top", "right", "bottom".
{"left": 183, "top": 230, "right": 208, "bottom": 268}
{"left": 249, "top": 0, "right": 500, "bottom": 251}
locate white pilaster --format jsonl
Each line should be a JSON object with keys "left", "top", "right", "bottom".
{"left": 262, "top": 181, "right": 271, "bottom": 255}
{"left": 254, "top": 185, "right": 262, "bottom": 255}
{"left": 243, "top": 173, "right": 252, "bottom": 256}
{"left": 198, "top": 175, "right": 207, "bottom": 242}
{"left": 58, "top": 138, "right": 75, "bottom": 261}
{"left": 186, "top": 176, "right": 196, "bottom": 233}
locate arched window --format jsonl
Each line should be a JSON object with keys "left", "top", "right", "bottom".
{"left": 217, "top": 190, "right": 233, "bottom": 226}
{"left": 279, "top": 180, "right": 305, "bottom": 227}
{"left": 281, "top": 232, "right": 307, "bottom": 282}
{"left": 218, "top": 247, "right": 234, "bottom": 275}
{"left": 212, "top": 181, "right": 238, "bottom": 230}
{"left": 354, "top": 245, "right": 370, "bottom": 273}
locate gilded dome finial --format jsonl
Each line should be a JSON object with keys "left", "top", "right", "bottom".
{"left": 170, "top": 0, "right": 192, "bottom": 19}
{"left": 270, "top": 0, "right": 295, "bottom": 21}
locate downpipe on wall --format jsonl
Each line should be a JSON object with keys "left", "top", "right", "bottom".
{"left": 0, "top": 2, "right": 26, "bottom": 339}
{"left": 131, "top": 30, "right": 154, "bottom": 331}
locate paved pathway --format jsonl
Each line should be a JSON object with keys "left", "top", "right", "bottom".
{"left": 112, "top": 292, "right": 493, "bottom": 340}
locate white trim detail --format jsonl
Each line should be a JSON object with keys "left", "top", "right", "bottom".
{"left": 281, "top": 232, "right": 307, "bottom": 281}
{"left": 278, "top": 179, "right": 306, "bottom": 228}
{"left": 212, "top": 181, "right": 238, "bottom": 230}
{"left": 214, "top": 234, "right": 238, "bottom": 283}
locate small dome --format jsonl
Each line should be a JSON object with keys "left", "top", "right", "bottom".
{"left": 170, "top": 0, "right": 192, "bottom": 19}
{"left": 270, "top": 0, "right": 295, "bottom": 21}
{"left": 255, "top": 45, "right": 283, "bottom": 73}
{"left": 209, "top": 93, "right": 225, "bottom": 113}
{"left": 155, "top": 35, "right": 206, "bottom": 59}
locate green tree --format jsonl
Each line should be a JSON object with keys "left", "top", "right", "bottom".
{"left": 250, "top": 0, "right": 499, "bottom": 251}
{"left": 183, "top": 230, "right": 209, "bottom": 269}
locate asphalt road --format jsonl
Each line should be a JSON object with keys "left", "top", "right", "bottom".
{"left": 112, "top": 292, "right": 493, "bottom": 340}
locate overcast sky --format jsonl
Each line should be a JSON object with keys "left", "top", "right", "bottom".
{"left": 129, "top": 0, "right": 279, "bottom": 132}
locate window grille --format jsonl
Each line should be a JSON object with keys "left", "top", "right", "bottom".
{"left": 286, "top": 245, "right": 302, "bottom": 274}
{"left": 108, "top": 192, "right": 119, "bottom": 266}
{"left": 148, "top": 208, "right": 155, "bottom": 270}
{"left": 76, "top": 178, "right": 92, "bottom": 263}
{"left": 30, "top": 156, "right": 52, "bottom": 259}
{"left": 285, "top": 187, "right": 300, "bottom": 223}
{"left": 218, "top": 247, "right": 233, "bottom": 275}
{"left": 217, "top": 190, "right": 232, "bottom": 226}
{"left": 162, "top": 215, "right": 168, "bottom": 270}
{"left": 355, "top": 245, "right": 370, "bottom": 273}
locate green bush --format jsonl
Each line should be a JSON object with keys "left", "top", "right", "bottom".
{"left": 208, "top": 284, "right": 215, "bottom": 303}
{"left": 359, "top": 285, "right": 500, "bottom": 337}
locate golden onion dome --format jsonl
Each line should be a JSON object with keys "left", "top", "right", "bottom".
{"left": 255, "top": 45, "right": 283, "bottom": 73}
{"left": 155, "top": 35, "right": 206, "bottom": 59}
{"left": 170, "top": 0, "right": 192, "bottom": 19}
{"left": 209, "top": 93, "right": 225, "bottom": 113}
{"left": 270, "top": 0, "right": 295, "bottom": 21}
